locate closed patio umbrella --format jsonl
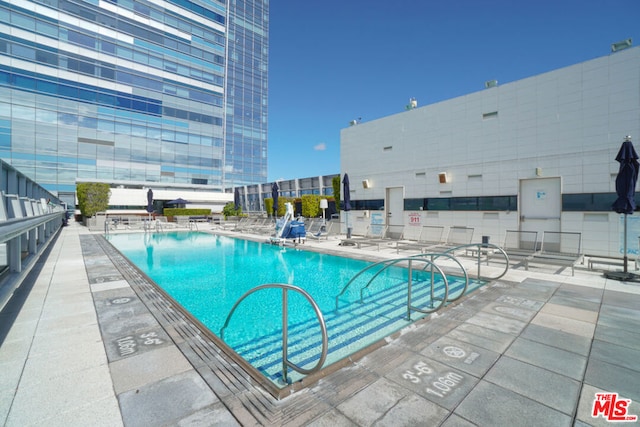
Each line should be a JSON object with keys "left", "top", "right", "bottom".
{"left": 343, "top": 173, "right": 352, "bottom": 238}
{"left": 606, "top": 136, "right": 640, "bottom": 281}
{"left": 146, "top": 188, "right": 154, "bottom": 221}
{"left": 234, "top": 188, "right": 241, "bottom": 210}
{"left": 146, "top": 189, "right": 154, "bottom": 213}
{"left": 272, "top": 182, "right": 279, "bottom": 218}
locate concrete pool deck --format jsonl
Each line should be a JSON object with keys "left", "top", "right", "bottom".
{"left": 1, "top": 221, "right": 640, "bottom": 426}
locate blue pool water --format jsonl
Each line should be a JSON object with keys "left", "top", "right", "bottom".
{"left": 107, "top": 231, "right": 480, "bottom": 384}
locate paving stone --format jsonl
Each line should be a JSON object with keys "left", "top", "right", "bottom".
{"left": 17, "top": 340, "right": 108, "bottom": 388}
{"left": 0, "top": 388, "right": 14, "bottom": 426}
{"left": 373, "top": 393, "right": 450, "bottom": 426}
{"left": 480, "top": 301, "right": 538, "bottom": 322}
{"left": 599, "top": 303, "right": 640, "bottom": 323}
{"left": 584, "top": 358, "right": 640, "bottom": 402}
{"left": 335, "top": 378, "right": 408, "bottom": 426}
{"left": 306, "top": 409, "right": 358, "bottom": 427}
{"left": 554, "top": 283, "right": 603, "bottom": 304}
{"left": 594, "top": 323, "right": 640, "bottom": 352}
{"left": 539, "top": 302, "right": 598, "bottom": 323}
{"left": 602, "top": 289, "right": 640, "bottom": 310}
{"left": 109, "top": 345, "right": 194, "bottom": 394}
{"left": 174, "top": 403, "right": 241, "bottom": 427}
{"left": 34, "top": 310, "right": 98, "bottom": 335}
{"left": 419, "top": 336, "right": 500, "bottom": 377}
{"left": 446, "top": 322, "right": 516, "bottom": 353}
{"left": 355, "top": 341, "right": 417, "bottom": 377}
{"left": 494, "top": 294, "right": 544, "bottom": 311}
{"left": 520, "top": 323, "right": 591, "bottom": 356}
{"left": 575, "top": 383, "right": 640, "bottom": 427}
{"left": 118, "top": 370, "right": 220, "bottom": 427}
{"left": 548, "top": 294, "right": 601, "bottom": 312}
{"left": 597, "top": 309, "right": 640, "bottom": 334}
{"left": 464, "top": 311, "right": 527, "bottom": 335}
{"left": 505, "top": 337, "right": 587, "bottom": 380}
{"left": 439, "top": 413, "right": 477, "bottom": 427}
{"left": 484, "top": 356, "right": 581, "bottom": 415}
{"left": 530, "top": 311, "right": 595, "bottom": 338}
{"left": 384, "top": 352, "right": 479, "bottom": 410}
{"left": 589, "top": 339, "right": 640, "bottom": 372}
{"left": 6, "top": 365, "right": 117, "bottom": 427}
{"left": 454, "top": 380, "right": 572, "bottom": 427}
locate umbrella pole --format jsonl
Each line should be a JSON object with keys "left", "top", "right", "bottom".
{"left": 624, "top": 214, "right": 628, "bottom": 273}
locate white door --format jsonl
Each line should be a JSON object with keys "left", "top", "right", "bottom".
{"left": 519, "top": 177, "right": 561, "bottom": 240}
{"left": 386, "top": 187, "right": 404, "bottom": 237}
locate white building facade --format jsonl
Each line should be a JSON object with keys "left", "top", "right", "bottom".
{"left": 341, "top": 46, "right": 640, "bottom": 258}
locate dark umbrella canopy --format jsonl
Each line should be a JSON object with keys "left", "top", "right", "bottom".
{"left": 234, "top": 188, "right": 241, "bottom": 210}
{"left": 271, "top": 182, "right": 279, "bottom": 216}
{"left": 166, "top": 197, "right": 189, "bottom": 206}
{"left": 612, "top": 137, "right": 639, "bottom": 214}
{"left": 342, "top": 173, "right": 352, "bottom": 211}
{"left": 146, "top": 189, "right": 154, "bottom": 213}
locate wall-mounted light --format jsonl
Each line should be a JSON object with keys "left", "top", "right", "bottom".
{"left": 536, "top": 167, "right": 542, "bottom": 177}
{"left": 438, "top": 172, "right": 449, "bottom": 184}
{"left": 362, "top": 179, "right": 371, "bottom": 189}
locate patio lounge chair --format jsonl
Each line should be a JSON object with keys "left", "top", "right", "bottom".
{"left": 340, "top": 224, "right": 388, "bottom": 249}
{"left": 486, "top": 230, "right": 538, "bottom": 266}
{"left": 426, "top": 226, "right": 474, "bottom": 253}
{"left": 306, "top": 220, "right": 336, "bottom": 240}
{"left": 395, "top": 225, "right": 446, "bottom": 253}
{"left": 523, "top": 231, "right": 583, "bottom": 276}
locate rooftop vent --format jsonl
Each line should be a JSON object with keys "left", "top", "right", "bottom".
{"left": 611, "top": 38, "right": 632, "bottom": 52}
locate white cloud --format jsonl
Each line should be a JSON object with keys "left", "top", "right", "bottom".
{"left": 314, "top": 142, "right": 327, "bottom": 151}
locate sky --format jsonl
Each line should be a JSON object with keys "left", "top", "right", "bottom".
{"left": 266, "top": 0, "right": 640, "bottom": 182}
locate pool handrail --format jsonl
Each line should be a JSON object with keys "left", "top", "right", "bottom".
{"left": 441, "top": 242, "right": 509, "bottom": 280}
{"left": 219, "top": 283, "right": 328, "bottom": 385}
{"left": 356, "top": 254, "right": 464, "bottom": 304}
{"left": 335, "top": 256, "right": 452, "bottom": 317}
{"left": 406, "top": 252, "right": 469, "bottom": 303}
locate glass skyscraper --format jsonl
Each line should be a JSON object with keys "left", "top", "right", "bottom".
{"left": 0, "top": 0, "right": 268, "bottom": 207}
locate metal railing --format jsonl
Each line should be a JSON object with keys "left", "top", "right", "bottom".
{"left": 335, "top": 256, "right": 452, "bottom": 320}
{"left": 442, "top": 243, "right": 509, "bottom": 280}
{"left": 219, "top": 283, "right": 328, "bottom": 384}
{"left": 0, "top": 212, "right": 65, "bottom": 310}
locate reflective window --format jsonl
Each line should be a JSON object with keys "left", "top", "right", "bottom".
{"left": 68, "top": 30, "right": 95, "bottom": 49}
{"left": 563, "top": 193, "right": 621, "bottom": 211}
{"left": 12, "top": 44, "right": 36, "bottom": 60}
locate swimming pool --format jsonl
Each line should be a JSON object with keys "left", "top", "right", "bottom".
{"left": 106, "top": 231, "right": 483, "bottom": 387}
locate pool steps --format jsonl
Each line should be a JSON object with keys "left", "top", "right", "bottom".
{"left": 229, "top": 277, "right": 483, "bottom": 384}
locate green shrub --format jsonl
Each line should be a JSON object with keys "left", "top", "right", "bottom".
{"left": 163, "top": 208, "right": 211, "bottom": 216}
{"left": 222, "top": 202, "right": 242, "bottom": 219}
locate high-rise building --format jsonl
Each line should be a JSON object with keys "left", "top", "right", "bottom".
{"left": 0, "top": 0, "right": 268, "bottom": 208}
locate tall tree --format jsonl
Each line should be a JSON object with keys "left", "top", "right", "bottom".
{"left": 332, "top": 176, "right": 341, "bottom": 212}
{"left": 76, "top": 183, "right": 110, "bottom": 217}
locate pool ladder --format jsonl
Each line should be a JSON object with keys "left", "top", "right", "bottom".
{"left": 220, "top": 283, "right": 328, "bottom": 385}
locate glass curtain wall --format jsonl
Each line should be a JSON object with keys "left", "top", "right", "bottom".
{"left": 0, "top": 0, "right": 267, "bottom": 195}
{"left": 224, "top": 0, "right": 269, "bottom": 186}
